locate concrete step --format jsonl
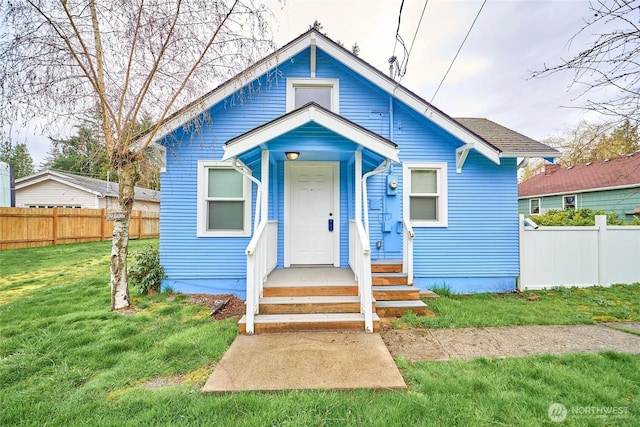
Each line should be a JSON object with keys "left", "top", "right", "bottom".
{"left": 371, "top": 259, "right": 403, "bottom": 273}
{"left": 372, "top": 272, "right": 408, "bottom": 286}
{"left": 238, "top": 313, "right": 381, "bottom": 334}
{"left": 373, "top": 285, "right": 420, "bottom": 301}
{"left": 262, "top": 283, "right": 359, "bottom": 297}
{"left": 259, "top": 295, "right": 363, "bottom": 314}
{"left": 376, "top": 300, "right": 428, "bottom": 317}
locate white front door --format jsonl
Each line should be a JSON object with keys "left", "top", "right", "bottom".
{"left": 285, "top": 162, "right": 339, "bottom": 266}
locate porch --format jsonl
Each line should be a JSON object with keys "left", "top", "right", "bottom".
{"left": 238, "top": 262, "right": 428, "bottom": 335}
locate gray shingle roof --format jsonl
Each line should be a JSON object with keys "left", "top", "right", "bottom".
{"left": 17, "top": 170, "right": 160, "bottom": 202}
{"left": 454, "top": 118, "right": 560, "bottom": 157}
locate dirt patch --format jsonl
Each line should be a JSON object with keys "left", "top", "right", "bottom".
{"left": 381, "top": 324, "right": 640, "bottom": 363}
{"left": 183, "top": 294, "right": 245, "bottom": 320}
{"left": 140, "top": 375, "right": 185, "bottom": 390}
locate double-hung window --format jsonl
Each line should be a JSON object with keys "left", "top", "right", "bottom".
{"left": 529, "top": 199, "right": 541, "bottom": 215}
{"left": 286, "top": 78, "right": 339, "bottom": 112}
{"left": 197, "top": 161, "right": 251, "bottom": 237}
{"left": 403, "top": 163, "right": 448, "bottom": 227}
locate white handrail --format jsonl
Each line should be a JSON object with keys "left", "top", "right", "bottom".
{"left": 349, "top": 220, "right": 374, "bottom": 332}
{"left": 244, "top": 220, "right": 277, "bottom": 334}
{"left": 402, "top": 217, "right": 414, "bottom": 285}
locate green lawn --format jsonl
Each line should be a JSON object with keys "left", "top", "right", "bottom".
{"left": 396, "top": 284, "right": 640, "bottom": 329}
{"left": 1, "top": 241, "right": 638, "bottom": 426}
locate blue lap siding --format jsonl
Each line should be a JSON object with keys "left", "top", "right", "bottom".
{"left": 159, "top": 45, "right": 519, "bottom": 295}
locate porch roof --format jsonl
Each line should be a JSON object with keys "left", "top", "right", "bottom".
{"left": 222, "top": 102, "right": 400, "bottom": 163}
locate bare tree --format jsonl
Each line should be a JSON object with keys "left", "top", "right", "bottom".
{"left": 0, "top": 1, "right": 275, "bottom": 310}
{"left": 533, "top": 0, "right": 640, "bottom": 125}
{"left": 540, "top": 120, "right": 639, "bottom": 168}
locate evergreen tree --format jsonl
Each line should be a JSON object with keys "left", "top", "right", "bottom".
{"left": 0, "top": 141, "right": 35, "bottom": 178}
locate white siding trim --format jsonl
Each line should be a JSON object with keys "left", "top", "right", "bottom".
{"left": 196, "top": 160, "right": 252, "bottom": 237}
{"left": 285, "top": 78, "right": 340, "bottom": 113}
{"left": 403, "top": 162, "right": 449, "bottom": 228}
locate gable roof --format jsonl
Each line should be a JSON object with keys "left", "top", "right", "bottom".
{"left": 518, "top": 152, "right": 640, "bottom": 198}
{"left": 455, "top": 118, "right": 560, "bottom": 157}
{"left": 146, "top": 28, "right": 556, "bottom": 164}
{"left": 223, "top": 102, "right": 399, "bottom": 162}
{"left": 16, "top": 170, "right": 160, "bottom": 202}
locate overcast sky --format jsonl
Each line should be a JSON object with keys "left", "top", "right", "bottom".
{"left": 21, "top": 0, "right": 606, "bottom": 166}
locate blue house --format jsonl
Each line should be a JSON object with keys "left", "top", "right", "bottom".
{"left": 152, "top": 29, "right": 558, "bottom": 333}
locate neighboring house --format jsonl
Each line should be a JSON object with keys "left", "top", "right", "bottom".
{"left": 519, "top": 153, "right": 640, "bottom": 222}
{"left": 150, "top": 29, "right": 558, "bottom": 332}
{"left": 15, "top": 169, "right": 160, "bottom": 212}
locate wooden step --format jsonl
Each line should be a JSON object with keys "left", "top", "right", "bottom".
{"left": 259, "top": 296, "right": 362, "bottom": 314}
{"left": 371, "top": 259, "right": 403, "bottom": 273}
{"left": 373, "top": 285, "right": 420, "bottom": 301}
{"left": 376, "top": 300, "right": 428, "bottom": 317}
{"left": 372, "top": 272, "right": 408, "bottom": 286}
{"left": 262, "top": 283, "right": 358, "bottom": 297}
{"left": 420, "top": 290, "right": 440, "bottom": 300}
{"left": 238, "top": 313, "right": 381, "bottom": 334}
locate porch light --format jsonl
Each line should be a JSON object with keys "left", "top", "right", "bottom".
{"left": 285, "top": 151, "right": 300, "bottom": 161}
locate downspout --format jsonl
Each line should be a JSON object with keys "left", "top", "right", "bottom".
{"left": 231, "top": 157, "right": 262, "bottom": 233}
{"left": 362, "top": 159, "right": 391, "bottom": 235}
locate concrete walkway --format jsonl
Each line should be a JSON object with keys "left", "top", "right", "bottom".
{"left": 202, "top": 323, "right": 640, "bottom": 392}
{"left": 381, "top": 323, "right": 640, "bottom": 362}
{"left": 202, "top": 331, "right": 406, "bottom": 393}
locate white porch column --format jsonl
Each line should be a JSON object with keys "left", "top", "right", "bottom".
{"left": 354, "top": 150, "right": 362, "bottom": 222}
{"left": 261, "top": 150, "right": 269, "bottom": 223}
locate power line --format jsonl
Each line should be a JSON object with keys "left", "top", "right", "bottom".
{"left": 427, "top": 0, "right": 487, "bottom": 109}
{"left": 398, "top": 0, "right": 429, "bottom": 82}
{"left": 391, "top": 0, "right": 405, "bottom": 60}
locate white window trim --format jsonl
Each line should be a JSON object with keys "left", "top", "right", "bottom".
{"left": 529, "top": 198, "right": 541, "bottom": 215}
{"left": 563, "top": 194, "right": 577, "bottom": 209}
{"left": 403, "top": 162, "right": 448, "bottom": 228}
{"left": 286, "top": 78, "right": 340, "bottom": 113}
{"left": 197, "top": 160, "right": 252, "bottom": 237}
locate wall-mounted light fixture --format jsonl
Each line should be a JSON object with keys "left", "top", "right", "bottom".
{"left": 285, "top": 152, "right": 300, "bottom": 161}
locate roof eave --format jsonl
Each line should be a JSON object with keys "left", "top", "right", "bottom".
{"left": 223, "top": 103, "right": 400, "bottom": 163}
{"left": 501, "top": 151, "right": 562, "bottom": 158}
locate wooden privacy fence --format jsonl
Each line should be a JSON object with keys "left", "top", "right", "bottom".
{"left": 519, "top": 214, "right": 640, "bottom": 290}
{"left": 0, "top": 207, "right": 159, "bottom": 250}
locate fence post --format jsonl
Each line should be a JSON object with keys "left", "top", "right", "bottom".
{"left": 52, "top": 208, "right": 58, "bottom": 245}
{"left": 100, "top": 209, "right": 106, "bottom": 241}
{"left": 596, "top": 215, "right": 607, "bottom": 286}
{"left": 518, "top": 214, "right": 524, "bottom": 292}
{"left": 137, "top": 211, "right": 142, "bottom": 239}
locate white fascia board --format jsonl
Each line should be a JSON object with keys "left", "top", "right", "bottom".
{"left": 312, "top": 110, "right": 400, "bottom": 162}
{"left": 314, "top": 37, "right": 501, "bottom": 165}
{"left": 223, "top": 109, "right": 311, "bottom": 160}
{"left": 518, "top": 183, "right": 640, "bottom": 199}
{"left": 148, "top": 36, "right": 313, "bottom": 147}
{"left": 223, "top": 105, "right": 399, "bottom": 162}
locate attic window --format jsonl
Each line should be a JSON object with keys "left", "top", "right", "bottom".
{"left": 286, "top": 78, "right": 339, "bottom": 113}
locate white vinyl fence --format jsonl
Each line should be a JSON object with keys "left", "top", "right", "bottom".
{"left": 519, "top": 215, "right": 640, "bottom": 290}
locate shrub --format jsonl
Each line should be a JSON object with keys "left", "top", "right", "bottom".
{"left": 530, "top": 208, "right": 625, "bottom": 226}
{"left": 128, "top": 245, "right": 166, "bottom": 294}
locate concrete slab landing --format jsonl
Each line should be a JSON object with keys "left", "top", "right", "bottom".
{"left": 202, "top": 332, "right": 407, "bottom": 392}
